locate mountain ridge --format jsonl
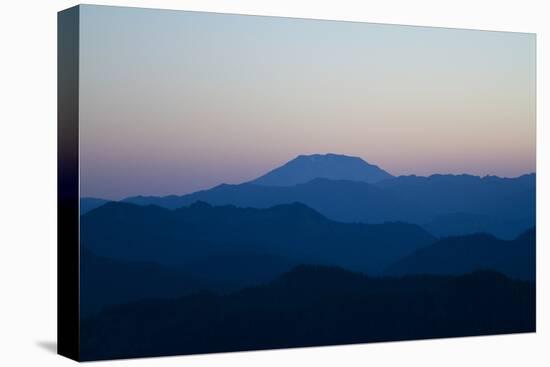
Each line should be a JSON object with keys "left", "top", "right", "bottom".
{"left": 118, "top": 173, "right": 534, "bottom": 238}
{"left": 80, "top": 264, "right": 535, "bottom": 361}
{"left": 385, "top": 227, "right": 535, "bottom": 280}
{"left": 81, "top": 200, "right": 436, "bottom": 275}
{"left": 80, "top": 153, "right": 535, "bottom": 239}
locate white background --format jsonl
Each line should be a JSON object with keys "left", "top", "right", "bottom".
{"left": 0, "top": 0, "right": 547, "bottom": 365}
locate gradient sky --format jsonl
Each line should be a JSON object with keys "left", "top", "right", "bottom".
{"left": 79, "top": 5, "right": 536, "bottom": 200}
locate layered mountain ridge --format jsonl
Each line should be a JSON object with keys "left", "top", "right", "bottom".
{"left": 82, "top": 154, "right": 535, "bottom": 239}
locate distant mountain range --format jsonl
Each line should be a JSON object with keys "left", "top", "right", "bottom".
{"left": 79, "top": 199, "right": 535, "bottom": 335}
{"left": 80, "top": 265, "right": 535, "bottom": 361}
{"left": 77, "top": 152, "right": 536, "bottom": 359}
{"left": 81, "top": 201, "right": 435, "bottom": 275}
{"left": 385, "top": 228, "right": 535, "bottom": 280}
{"left": 122, "top": 178, "right": 428, "bottom": 222}
{"left": 81, "top": 154, "right": 536, "bottom": 239}
{"left": 82, "top": 199, "right": 535, "bottom": 281}
{"left": 250, "top": 153, "right": 393, "bottom": 186}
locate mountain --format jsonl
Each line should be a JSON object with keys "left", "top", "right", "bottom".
{"left": 80, "top": 197, "right": 110, "bottom": 215}
{"left": 80, "top": 265, "right": 535, "bottom": 361}
{"left": 249, "top": 153, "right": 393, "bottom": 186}
{"left": 122, "top": 173, "right": 535, "bottom": 238}
{"left": 124, "top": 178, "right": 432, "bottom": 223}
{"left": 385, "top": 228, "right": 535, "bottom": 280}
{"left": 81, "top": 201, "right": 435, "bottom": 275}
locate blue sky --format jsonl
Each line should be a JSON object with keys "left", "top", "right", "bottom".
{"left": 78, "top": 5, "right": 535, "bottom": 199}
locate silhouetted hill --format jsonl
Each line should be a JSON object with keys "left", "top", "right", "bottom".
{"left": 80, "top": 197, "right": 110, "bottom": 215}
{"left": 250, "top": 153, "right": 393, "bottom": 186}
{"left": 80, "top": 247, "right": 218, "bottom": 318}
{"left": 81, "top": 201, "right": 435, "bottom": 275}
{"left": 80, "top": 265, "right": 535, "bottom": 361}
{"left": 122, "top": 173, "right": 535, "bottom": 239}
{"left": 385, "top": 228, "right": 535, "bottom": 280}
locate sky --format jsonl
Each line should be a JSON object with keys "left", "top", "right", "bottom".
{"left": 79, "top": 5, "right": 536, "bottom": 200}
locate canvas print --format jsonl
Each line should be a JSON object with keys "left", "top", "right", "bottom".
{"left": 58, "top": 4, "right": 536, "bottom": 361}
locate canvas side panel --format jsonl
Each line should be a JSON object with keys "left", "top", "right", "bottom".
{"left": 57, "top": 5, "right": 80, "bottom": 361}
